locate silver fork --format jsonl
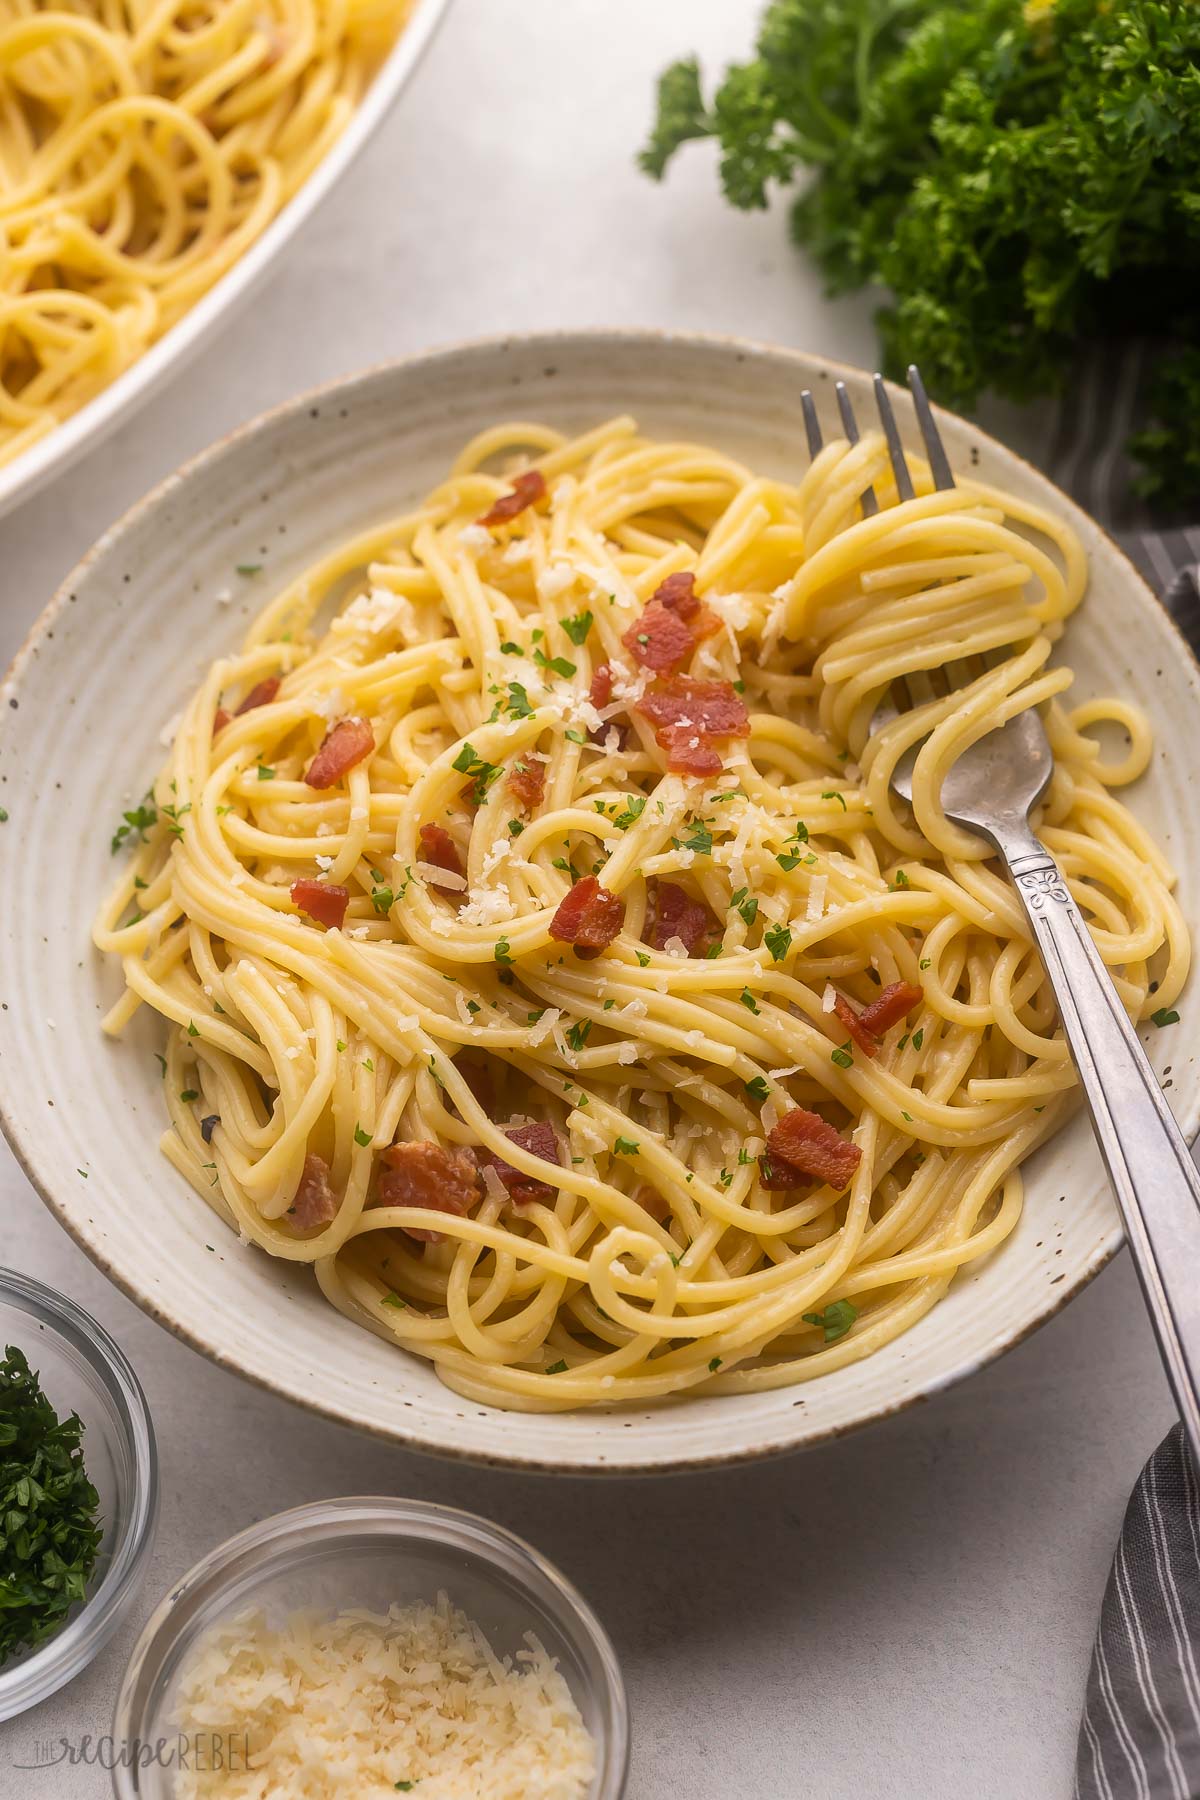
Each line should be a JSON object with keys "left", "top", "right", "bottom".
{"left": 803, "top": 366, "right": 1200, "bottom": 1468}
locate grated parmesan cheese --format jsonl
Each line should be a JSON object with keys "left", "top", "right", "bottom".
{"left": 806, "top": 874, "right": 828, "bottom": 922}
{"left": 171, "top": 1594, "right": 596, "bottom": 1800}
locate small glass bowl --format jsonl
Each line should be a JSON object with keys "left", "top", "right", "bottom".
{"left": 113, "top": 1497, "right": 629, "bottom": 1798}
{"left": 0, "top": 1267, "right": 158, "bottom": 1720}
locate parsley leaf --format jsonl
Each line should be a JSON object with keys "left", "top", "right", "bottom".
{"left": 111, "top": 797, "right": 157, "bottom": 854}
{"left": 802, "top": 1299, "right": 858, "bottom": 1344}
{"left": 1152, "top": 1006, "right": 1181, "bottom": 1027}
{"left": 831, "top": 1042, "right": 854, "bottom": 1069}
{"left": 744, "top": 1075, "right": 770, "bottom": 1103}
{"left": 764, "top": 923, "right": 792, "bottom": 963}
{"left": 562, "top": 610, "right": 594, "bottom": 645}
{"left": 614, "top": 1135, "right": 640, "bottom": 1155}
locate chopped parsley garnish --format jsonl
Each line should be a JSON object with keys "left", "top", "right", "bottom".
{"left": 919, "top": 958, "right": 931, "bottom": 970}
{"left": 803, "top": 1299, "right": 858, "bottom": 1344}
{"left": 255, "top": 765, "right": 275, "bottom": 781}
{"left": 336, "top": 1039, "right": 347, "bottom": 1053}
{"left": 1152, "top": 1007, "right": 1181, "bottom": 1027}
{"left": 764, "top": 923, "right": 792, "bottom": 962}
{"left": 111, "top": 798, "right": 157, "bottom": 854}
{"left": 499, "top": 641, "right": 523, "bottom": 655}
{"left": 546, "top": 1360, "right": 569, "bottom": 1375}
{"left": 508, "top": 818, "right": 525, "bottom": 836}
{"left": 186, "top": 1020, "right": 200, "bottom": 1037}
{"left": 236, "top": 562, "right": 263, "bottom": 576}
{"left": 614, "top": 1136, "right": 640, "bottom": 1156}
{"left": 831, "top": 1043, "right": 854, "bottom": 1069}
{"left": 614, "top": 795, "right": 647, "bottom": 831}
{"left": 0, "top": 808, "right": 7, "bottom": 824}
{"left": 739, "top": 988, "right": 760, "bottom": 1013}
{"left": 0, "top": 1346, "right": 102, "bottom": 1661}
{"left": 533, "top": 648, "right": 577, "bottom": 679}
{"left": 564, "top": 727, "right": 587, "bottom": 745}
{"left": 354, "top": 1125, "right": 372, "bottom": 1147}
{"left": 562, "top": 610, "right": 594, "bottom": 645}
{"left": 565, "top": 1020, "right": 592, "bottom": 1052}
{"left": 729, "top": 887, "right": 758, "bottom": 927}
{"left": 370, "top": 886, "right": 394, "bottom": 915}
{"left": 776, "top": 852, "right": 803, "bottom": 871}
{"left": 494, "top": 937, "right": 514, "bottom": 965}
{"left": 744, "top": 1075, "right": 771, "bottom": 1103}
{"left": 451, "top": 743, "right": 502, "bottom": 805}
{"left": 155, "top": 1053, "right": 167, "bottom": 1075}
{"left": 708, "top": 1356, "right": 722, "bottom": 1372}
{"left": 179, "top": 1089, "right": 199, "bottom": 1103}
{"left": 636, "top": 950, "right": 651, "bottom": 966}
{"left": 911, "top": 1028, "right": 925, "bottom": 1050}
{"left": 380, "top": 1292, "right": 406, "bottom": 1310}
{"left": 682, "top": 820, "right": 713, "bottom": 855}
{"left": 160, "top": 801, "right": 190, "bottom": 839}
{"left": 892, "top": 869, "right": 911, "bottom": 888}
{"left": 506, "top": 681, "right": 534, "bottom": 718}
{"left": 821, "top": 790, "right": 847, "bottom": 811}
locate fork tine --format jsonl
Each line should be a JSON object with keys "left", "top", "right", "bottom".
{"left": 873, "top": 374, "right": 915, "bottom": 503}
{"left": 834, "top": 381, "right": 879, "bottom": 517}
{"left": 801, "top": 389, "right": 823, "bottom": 460}
{"left": 907, "top": 364, "right": 955, "bottom": 492}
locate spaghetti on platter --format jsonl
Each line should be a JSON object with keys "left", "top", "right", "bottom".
{"left": 94, "top": 415, "right": 1189, "bottom": 1411}
{"left": 0, "top": 0, "right": 412, "bottom": 468}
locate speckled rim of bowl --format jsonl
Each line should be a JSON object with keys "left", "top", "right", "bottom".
{"left": 0, "top": 1268, "right": 158, "bottom": 1720}
{"left": 110, "top": 1496, "right": 630, "bottom": 1799}
{"left": 1, "top": 327, "right": 1197, "bottom": 1477}
{"left": 0, "top": 0, "right": 453, "bottom": 523}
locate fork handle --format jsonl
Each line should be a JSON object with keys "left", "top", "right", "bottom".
{"left": 997, "top": 830, "right": 1200, "bottom": 1467}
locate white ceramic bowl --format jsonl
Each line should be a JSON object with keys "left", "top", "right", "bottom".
{"left": 0, "top": 0, "right": 451, "bottom": 523}
{"left": 1, "top": 332, "right": 1197, "bottom": 1473}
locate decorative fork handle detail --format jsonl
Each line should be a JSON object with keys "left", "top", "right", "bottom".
{"left": 1000, "top": 827, "right": 1200, "bottom": 1465}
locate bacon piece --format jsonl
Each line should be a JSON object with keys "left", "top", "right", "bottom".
{"left": 507, "top": 756, "right": 546, "bottom": 810}
{"left": 858, "top": 980, "right": 924, "bottom": 1038}
{"left": 291, "top": 879, "right": 349, "bottom": 930}
{"left": 305, "top": 717, "right": 374, "bottom": 789}
{"left": 549, "top": 873, "right": 626, "bottom": 959}
{"left": 455, "top": 1051, "right": 496, "bottom": 1116}
{"left": 833, "top": 993, "right": 880, "bottom": 1060}
{"left": 645, "top": 881, "right": 710, "bottom": 955}
{"left": 477, "top": 469, "right": 546, "bottom": 528}
{"left": 480, "top": 1121, "right": 561, "bottom": 1206}
{"left": 418, "top": 822, "right": 465, "bottom": 889}
{"left": 213, "top": 707, "right": 232, "bottom": 737}
{"left": 374, "top": 1140, "right": 482, "bottom": 1243}
{"left": 290, "top": 1152, "right": 340, "bottom": 1229}
{"left": 623, "top": 602, "right": 695, "bottom": 674}
{"left": 236, "top": 676, "right": 280, "bottom": 715}
{"left": 590, "top": 663, "right": 614, "bottom": 710}
{"left": 651, "top": 570, "right": 700, "bottom": 619}
{"left": 760, "top": 1107, "right": 861, "bottom": 1192}
{"left": 635, "top": 1184, "right": 672, "bottom": 1222}
{"left": 831, "top": 980, "right": 923, "bottom": 1058}
{"left": 636, "top": 676, "right": 749, "bottom": 775}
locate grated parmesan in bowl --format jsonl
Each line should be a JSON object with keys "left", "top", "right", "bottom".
{"left": 112, "top": 1498, "right": 627, "bottom": 1800}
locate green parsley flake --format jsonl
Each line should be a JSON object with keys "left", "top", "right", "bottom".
{"left": 111, "top": 798, "right": 157, "bottom": 854}
{"left": 708, "top": 1356, "right": 722, "bottom": 1372}
{"left": 831, "top": 1043, "right": 854, "bottom": 1069}
{"left": 911, "top": 1028, "right": 925, "bottom": 1050}
{"left": 739, "top": 988, "right": 760, "bottom": 1013}
{"left": 1152, "top": 1007, "right": 1181, "bottom": 1027}
{"left": 370, "top": 887, "right": 394, "bottom": 916}
{"left": 614, "top": 795, "right": 647, "bottom": 831}
{"left": 764, "top": 923, "right": 792, "bottom": 962}
{"left": 821, "top": 791, "right": 847, "bottom": 811}
{"left": 744, "top": 1075, "right": 770, "bottom": 1103}
{"left": 380, "top": 1292, "right": 406, "bottom": 1310}
{"left": 506, "top": 682, "right": 534, "bottom": 718}
{"left": 614, "top": 1136, "right": 640, "bottom": 1156}
{"left": 533, "top": 649, "right": 577, "bottom": 679}
{"left": 354, "top": 1125, "right": 372, "bottom": 1148}
{"left": 565, "top": 1020, "right": 592, "bottom": 1052}
{"left": 236, "top": 563, "right": 263, "bottom": 576}
{"left": 546, "top": 1360, "right": 569, "bottom": 1375}
{"left": 562, "top": 610, "right": 593, "bottom": 645}
{"left": 256, "top": 765, "right": 275, "bottom": 782}
{"left": 803, "top": 1299, "right": 858, "bottom": 1344}
{"left": 494, "top": 938, "right": 514, "bottom": 965}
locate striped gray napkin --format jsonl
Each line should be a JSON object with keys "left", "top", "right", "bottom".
{"left": 1016, "top": 346, "right": 1200, "bottom": 1799}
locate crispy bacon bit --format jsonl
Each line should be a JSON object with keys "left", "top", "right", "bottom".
{"left": 213, "top": 707, "right": 232, "bottom": 737}
{"left": 761, "top": 1107, "right": 861, "bottom": 1192}
{"left": 652, "top": 570, "right": 700, "bottom": 618}
{"left": 236, "top": 676, "right": 281, "bottom": 715}
{"left": 623, "top": 602, "right": 695, "bottom": 674}
{"left": 635, "top": 1184, "right": 672, "bottom": 1222}
{"left": 290, "top": 1152, "right": 340, "bottom": 1229}
{"left": 549, "top": 873, "right": 626, "bottom": 959}
{"left": 477, "top": 469, "right": 546, "bottom": 528}
{"left": 374, "top": 1140, "right": 482, "bottom": 1242}
{"left": 291, "top": 879, "right": 349, "bottom": 930}
{"left": 590, "top": 663, "right": 615, "bottom": 710}
{"left": 480, "top": 1121, "right": 561, "bottom": 1206}
{"left": 833, "top": 993, "right": 880, "bottom": 1060}
{"left": 418, "top": 822, "right": 465, "bottom": 890}
{"left": 645, "top": 881, "right": 710, "bottom": 955}
{"left": 305, "top": 716, "right": 374, "bottom": 789}
{"left": 507, "top": 756, "right": 546, "bottom": 810}
{"left": 859, "top": 980, "right": 924, "bottom": 1038}
{"left": 636, "top": 676, "right": 749, "bottom": 775}
{"left": 832, "top": 980, "right": 923, "bottom": 1058}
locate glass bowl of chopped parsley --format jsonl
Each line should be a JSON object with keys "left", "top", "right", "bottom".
{"left": 0, "top": 1269, "right": 158, "bottom": 1719}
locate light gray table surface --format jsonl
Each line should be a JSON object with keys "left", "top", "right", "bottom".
{"left": 0, "top": 2, "right": 1179, "bottom": 1795}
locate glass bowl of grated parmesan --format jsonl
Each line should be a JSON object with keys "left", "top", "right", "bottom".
{"left": 111, "top": 1495, "right": 628, "bottom": 1799}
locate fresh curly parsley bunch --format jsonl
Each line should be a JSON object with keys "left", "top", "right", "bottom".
{"left": 642, "top": 0, "right": 1200, "bottom": 512}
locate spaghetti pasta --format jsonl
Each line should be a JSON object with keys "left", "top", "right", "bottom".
{"left": 0, "top": 0, "right": 412, "bottom": 468}
{"left": 93, "top": 416, "right": 1189, "bottom": 1411}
